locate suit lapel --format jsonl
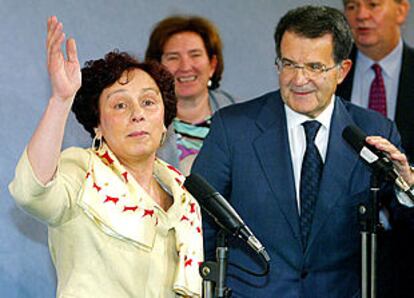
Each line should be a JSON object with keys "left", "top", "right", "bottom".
{"left": 306, "top": 98, "right": 360, "bottom": 252}
{"left": 253, "top": 93, "right": 301, "bottom": 243}
{"left": 395, "top": 44, "right": 414, "bottom": 123}
{"left": 395, "top": 44, "right": 414, "bottom": 161}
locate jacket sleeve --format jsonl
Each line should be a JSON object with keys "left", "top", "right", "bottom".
{"left": 385, "top": 122, "right": 414, "bottom": 229}
{"left": 8, "top": 147, "right": 90, "bottom": 226}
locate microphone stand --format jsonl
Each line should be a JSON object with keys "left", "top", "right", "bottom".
{"left": 200, "top": 230, "right": 232, "bottom": 298}
{"left": 359, "top": 173, "right": 382, "bottom": 298}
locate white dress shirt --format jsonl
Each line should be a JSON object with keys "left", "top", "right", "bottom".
{"left": 284, "top": 94, "right": 412, "bottom": 224}
{"left": 350, "top": 39, "right": 403, "bottom": 120}
{"left": 284, "top": 96, "right": 335, "bottom": 213}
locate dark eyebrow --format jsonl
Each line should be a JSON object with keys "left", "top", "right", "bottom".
{"left": 280, "top": 58, "right": 297, "bottom": 64}
{"left": 164, "top": 48, "right": 204, "bottom": 56}
{"left": 163, "top": 52, "right": 179, "bottom": 57}
{"left": 106, "top": 87, "right": 160, "bottom": 100}
{"left": 106, "top": 89, "right": 127, "bottom": 100}
{"left": 281, "top": 58, "right": 324, "bottom": 65}
{"left": 141, "top": 87, "right": 160, "bottom": 95}
{"left": 188, "top": 49, "right": 203, "bottom": 54}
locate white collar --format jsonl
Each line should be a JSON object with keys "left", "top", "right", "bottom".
{"left": 356, "top": 38, "right": 403, "bottom": 78}
{"left": 284, "top": 94, "right": 335, "bottom": 130}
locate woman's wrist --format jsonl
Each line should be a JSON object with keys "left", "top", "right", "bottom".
{"left": 49, "top": 95, "right": 74, "bottom": 112}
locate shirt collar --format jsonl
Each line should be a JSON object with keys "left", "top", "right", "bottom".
{"left": 356, "top": 38, "right": 403, "bottom": 78}
{"left": 284, "top": 94, "right": 335, "bottom": 131}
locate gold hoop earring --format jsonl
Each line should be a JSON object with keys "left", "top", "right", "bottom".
{"left": 92, "top": 133, "right": 103, "bottom": 151}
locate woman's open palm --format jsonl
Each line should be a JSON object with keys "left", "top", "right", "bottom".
{"left": 46, "top": 16, "right": 81, "bottom": 102}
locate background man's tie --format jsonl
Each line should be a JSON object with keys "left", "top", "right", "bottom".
{"left": 368, "top": 64, "right": 387, "bottom": 117}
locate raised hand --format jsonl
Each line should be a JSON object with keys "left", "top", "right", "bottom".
{"left": 46, "top": 16, "right": 81, "bottom": 102}
{"left": 25, "top": 17, "right": 83, "bottom": 184}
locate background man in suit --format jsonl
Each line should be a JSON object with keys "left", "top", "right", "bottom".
{"left": 337, "top": 0, "right": 413, "bottom": 161}
{"left": 192, "top": 5, "right": 414, "bottom": 297}
{"left": 336, "top": 1, "right": 414, "bottom": 296}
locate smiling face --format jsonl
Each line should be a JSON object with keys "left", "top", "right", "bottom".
{"left": 344, "top": 0, "right": 410, "bottom": 59}
{"left": 279, "top": 31, "right": 351, "bottom": 118}
{"left": 97, "top": 68, "right": 165, "bottom": 164}
{"left": 161, "top": 31, "right": 217, "bottom": 102}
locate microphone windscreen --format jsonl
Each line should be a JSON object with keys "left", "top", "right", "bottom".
{"left": 184, "top": 173, "right": 216, "bottom": 205}
{"left": 342, "top": 125, "right": 367, "bottom": 152}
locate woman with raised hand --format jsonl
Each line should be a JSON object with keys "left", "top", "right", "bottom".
{"left": 9, "top": 16, "right": 203, "bottom": 298}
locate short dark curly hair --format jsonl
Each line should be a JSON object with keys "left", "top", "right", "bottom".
{"left": 145, "top": 15, "right": 224, "bottom": 90}
{"left": 72, "top": 51, "right": 176, "bottom": 138}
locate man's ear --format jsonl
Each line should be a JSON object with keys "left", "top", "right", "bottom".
{"left": 337, "top": 59, "right": 352, "bottom": 84}
{"left": 396, "top": 0, "right": 410, "bottom": 26}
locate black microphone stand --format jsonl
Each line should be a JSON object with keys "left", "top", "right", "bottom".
{"left": 200, "top": 230, "right": 232, "bottom": 298}
{"left": 359, "top": 173, "right": 382, "bottom": 298}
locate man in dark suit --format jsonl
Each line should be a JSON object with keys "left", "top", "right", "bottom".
{"left": 192, "top": 5, "right": 414, "bottom": 298}
{"left": 337, "top": 0, "right": 413, "bottom": 162}
{"left": 336, "top": 2, "right": 414, "bottom": 297}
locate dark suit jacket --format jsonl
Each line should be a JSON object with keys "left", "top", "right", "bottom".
{"left": 192, "top": 91, "right": 404, "bottom": 298}
{"left": 336, "top": 44, "right": 414, "bottom": 162}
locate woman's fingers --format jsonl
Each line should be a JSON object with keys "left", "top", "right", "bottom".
{"left": 66, "top": 38, "right": 78, "bottom": 64}
{"left": 47, "top": 17, "right": 65, "bottom": 69}
{"left": 46, "top": 16, "right": 60, "bottom": 52}
{"left": 45, "top": 16, "right": 81, "bottom": 101}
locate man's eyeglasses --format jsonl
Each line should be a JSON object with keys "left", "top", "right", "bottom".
{"left": 275, "top": 58, "right": 339, "bottom": 78}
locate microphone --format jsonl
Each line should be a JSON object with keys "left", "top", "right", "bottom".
{"left": 342, "top": 125, "right": 414, "bottom": 201}
{"left": 184, "top": 173, "right": 271, "bottom": 263}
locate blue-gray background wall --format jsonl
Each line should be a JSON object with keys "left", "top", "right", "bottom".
{"left": 1, "top": 0, "right": 413, "bottom": 296}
